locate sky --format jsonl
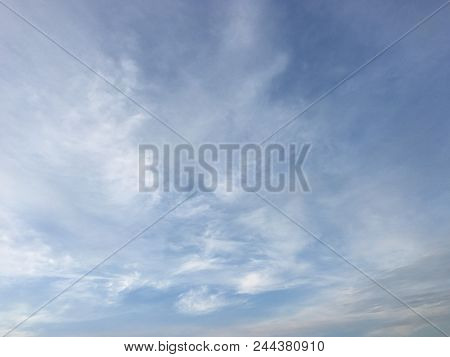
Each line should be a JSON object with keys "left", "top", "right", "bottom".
{"left": 0, "top": 0, "right": 450, "bottom": 336}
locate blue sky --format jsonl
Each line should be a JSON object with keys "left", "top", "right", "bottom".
{"left": 0, "top": 0, "right": 449, "bottom": 336}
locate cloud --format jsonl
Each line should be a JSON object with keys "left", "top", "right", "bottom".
{"left": 237, "top": 271, "right": 276, "bottom": 294}
{"left": 227, "top": 252, "right": 450, "bottom": 336}
{"left": 175, "top": 286, "right": 229, "bottom": 315}
{"left": 0, "top": 211, "right": 73, "bottom": 279}
{"left": 0, "top": 0, "right": 449, "bottom": 337}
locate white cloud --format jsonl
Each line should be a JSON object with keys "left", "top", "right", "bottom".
{"left": 1, "top": 0, "right": 449, "bottom": 337}
{"left": 237, "top": 271, "right": 274, "bottom": 294}
{"left": 175, "top": 286, "right": 229, "bottom": 315}
{"left": 0, "top": 212, "right": 73, "bottom": 279}
{"left": 174, "top": 256, "right": 219, "bottom": 275}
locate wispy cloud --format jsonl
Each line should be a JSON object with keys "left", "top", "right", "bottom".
{"left": 1, "top": 0, "right": 449, "bottom": 336}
